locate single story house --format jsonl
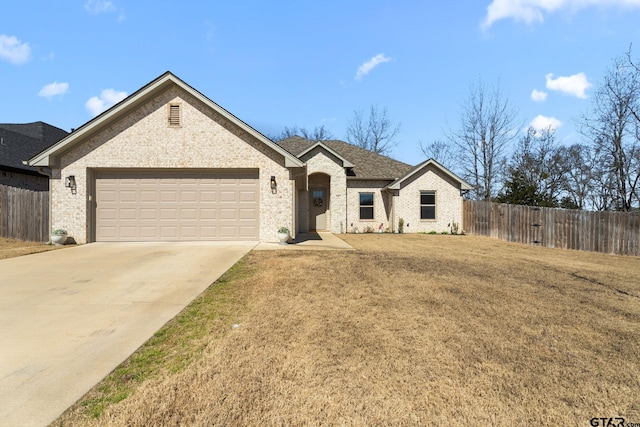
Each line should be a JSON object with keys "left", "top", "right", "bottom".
{"left": 28, "top": 72, "right": 471, "bottom": 243}
{"left": 1, "top": 122, "right": 68, "bottom": 190}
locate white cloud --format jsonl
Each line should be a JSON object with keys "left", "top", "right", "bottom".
{"left": 84, "top": 0, "right": 116, "bottom": 14}
{"left": 85, "top": 88, "right": 127, "bottom": 116}
{"left": 0, "top": 34, "right": 31, "bottom": 65}
{"left": 38, "top": 82, "right": 69, "bottom": 99}
{"left": 531, "top": 89, "right": 548, "bottom": 102}
{"left": 482, "top": 0, "right": 640, "bottom": 29}
{"left": 545, "top": 72, "right": 592, "bottom": 99}
{"left": 355, "top": 54, "right": 392, "bottom": 80}
{"left": 530, "top": 114, "right": 562, "bottom": 133}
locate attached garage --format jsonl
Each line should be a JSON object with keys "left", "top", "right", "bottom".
{"left": 28, "top": 72, "right": 304, "bottom": 243}
{"left": 94, "top": 170, "right": 259, "bottom": 241}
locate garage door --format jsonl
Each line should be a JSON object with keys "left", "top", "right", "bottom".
{"left": 95, "top": 170, "right": 259, "bottom": 241}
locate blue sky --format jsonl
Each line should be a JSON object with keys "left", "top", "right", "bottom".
{"left": 1, "top": 0, "right": 640, "bottom": 164}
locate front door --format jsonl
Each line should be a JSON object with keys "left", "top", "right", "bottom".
{"left": 309, "top": 188, "right": 327, "bottom": 230}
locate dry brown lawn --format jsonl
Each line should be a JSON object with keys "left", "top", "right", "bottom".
{"left": 0, "top": 237, "right": 62, "bottom": 259}
{"left": 57, "top": 235, "right": 640, "bottom": 426}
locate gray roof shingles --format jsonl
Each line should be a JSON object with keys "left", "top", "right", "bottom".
{"left": 0, "top": 122, "right": 68, "bottom": 174}
{"left": 278, "top": 136, "right": 413, "bottom": 180}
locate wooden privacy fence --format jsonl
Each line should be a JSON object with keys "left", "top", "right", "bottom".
{"left": 463, "top": 201, "right": 640, "bottom": 256}
{"left": 0, "top": 185, "right": 49, "bottom": 242}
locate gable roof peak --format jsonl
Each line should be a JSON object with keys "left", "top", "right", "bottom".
{"left": 277, "top": 137, "right": 413, "bottom": 180}
{"left": 28, "top": 72, "right": 303, "bottom": 168}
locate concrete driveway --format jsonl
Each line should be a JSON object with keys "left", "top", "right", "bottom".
{"left": 0, "top": 241, "right": 256, "bottom": 427}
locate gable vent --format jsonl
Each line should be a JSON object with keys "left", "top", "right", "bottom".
{"left": 168, "top": 104, "right": 181, "bottom": 127}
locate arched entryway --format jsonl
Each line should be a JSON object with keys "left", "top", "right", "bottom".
{"left": 308, "top": 172, "right": 330, "bottom": 231}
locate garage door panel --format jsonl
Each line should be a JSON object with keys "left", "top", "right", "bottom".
{"left": 200, "top": 208, "right": 217, "bottom": 220}
{"left": 98, "top": 208, "right": 117, "bottom": 221}
{"left": 119, "top": 226, "right": 138, "bottom": 239}
{"left": 139, "top": 227, "right": 157, "bottom": 238}
{"left": 219, "top": 208, "right": 238, "bottom": 220}
{"left": 239, "top": 191, "right": 257, "bottom": 203}
{"left": 160, "top": 208, "right": 178, "bottom": 220}
{"left": 119, "top": 208, "right": 138, "bottom": 220}
{"left": 219, "top": 191, "right": 237, "bottom": 203}
{"left": 160, "top": 227, "right": 178, "bottom": 238}
{"left": 160, "top": 191, "right": 178, "bottom": 203}
{"left": 139, "top": 208, "right": 157, "bottom": 220}
{"left": 119, "top": 191, "right": 137, "bottom": 203}
{"left": 219, "top": 226, "right": 239, "bottom": 238}
{"left": 239, "top": 208, "right": 257, "bottom": 220}
{"left": 180, "top": 191, "right": 197, "bottom": 203}
{"left": 239, "top": 226, "right": 258, "bottom": 238}
{"left": 139, "top": 191, "right": 158, "bottom": 203}
{"left": 180, "top": 208, "right": 197, "bottom": 220}
{"left": 179, "top": 226, "right": 198, "bottom": 238}
{"left": 96, "top": 171, "right": 259, "bottom": 241}
{"left": 200, "top": 191, "right": 218, "bottom": 202}
{"left": 99, "top": 190, "right": 117, "bottom": 203}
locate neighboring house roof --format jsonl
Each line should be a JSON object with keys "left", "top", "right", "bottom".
{"left": 0, "top": 122, "right": 68, "bottom": 175}
{"left": 28, "top": 72, "right": 303, "bottom": 168}
{"left": 278, "top": 136, "right": 413, "bottom": 180}
{"left": 386, "top": 158, "right": 473, "bottom": 191}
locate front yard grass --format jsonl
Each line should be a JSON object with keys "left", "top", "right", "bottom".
{"left": 0, "top": 237, "right": 62, "bottom": 259}
{"left": 54, "top": 234, "right": 640, "bottom": 426}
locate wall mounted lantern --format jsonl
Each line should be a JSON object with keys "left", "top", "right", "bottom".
{"left": 270, "top": 175, "right": 277, "bottom": 194}
{"left": 65, "top": 175, "right": 77, "bottom": 193}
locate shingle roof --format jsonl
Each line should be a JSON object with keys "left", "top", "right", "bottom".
{"left": 0, "top": 122, "right": 68, "bottom": 174}
{"left": 278, "top": 136, "right": 413, "bottom": 180}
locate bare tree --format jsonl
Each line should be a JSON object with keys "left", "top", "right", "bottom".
{"left": 449, "top": 79, "right": 519, "bottom": 200}
{"left": 346, "top": 105, "right": 401, "bottom": 155}
{"left": 579, "top": 54, "right": 640, "bottom": 211}
{"left": 556, "top": 143, "right": 596, "bottom": 210}
{"left": 419, "top": 139, "right": 457, "bottom": 170}
{"left": 271, "top": 125, "right": 333, "bottom": 141}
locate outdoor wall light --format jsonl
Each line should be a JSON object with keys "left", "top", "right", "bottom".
{"left": 270, "top": 175, "right": 277, "bottom": 193}
{"left": 65, "top": 175, "right": 76, "bottom": 193}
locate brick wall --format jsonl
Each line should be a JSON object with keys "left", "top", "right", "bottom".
{"left": 345, "top": 166, "right": 464, "bottom": 234}
{"left": 52, "top": 85, "right": 293, "bottom": 243}
{"left": 299, "top": 149, "right": 347, "bottom": 234}
{"left": 392, "top": 165, "right": 463, "bottom": 234}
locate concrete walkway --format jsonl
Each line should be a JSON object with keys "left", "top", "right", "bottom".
{"left": 0, "top": 241, "right": 255, "bottom": 427}
{"left": 254, "top": 232, "right": 354, "bottom": 251}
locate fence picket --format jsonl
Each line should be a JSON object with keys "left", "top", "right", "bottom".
{"left": 463, "top": 200, "right": 640, "bottom": 256}
{"left": 0, "top": 184, "right": 49, "bottom": 242}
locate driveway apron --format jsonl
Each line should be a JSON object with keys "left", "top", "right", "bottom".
{"left": 0, "top": 241, "right": 255, "bottom": 427}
